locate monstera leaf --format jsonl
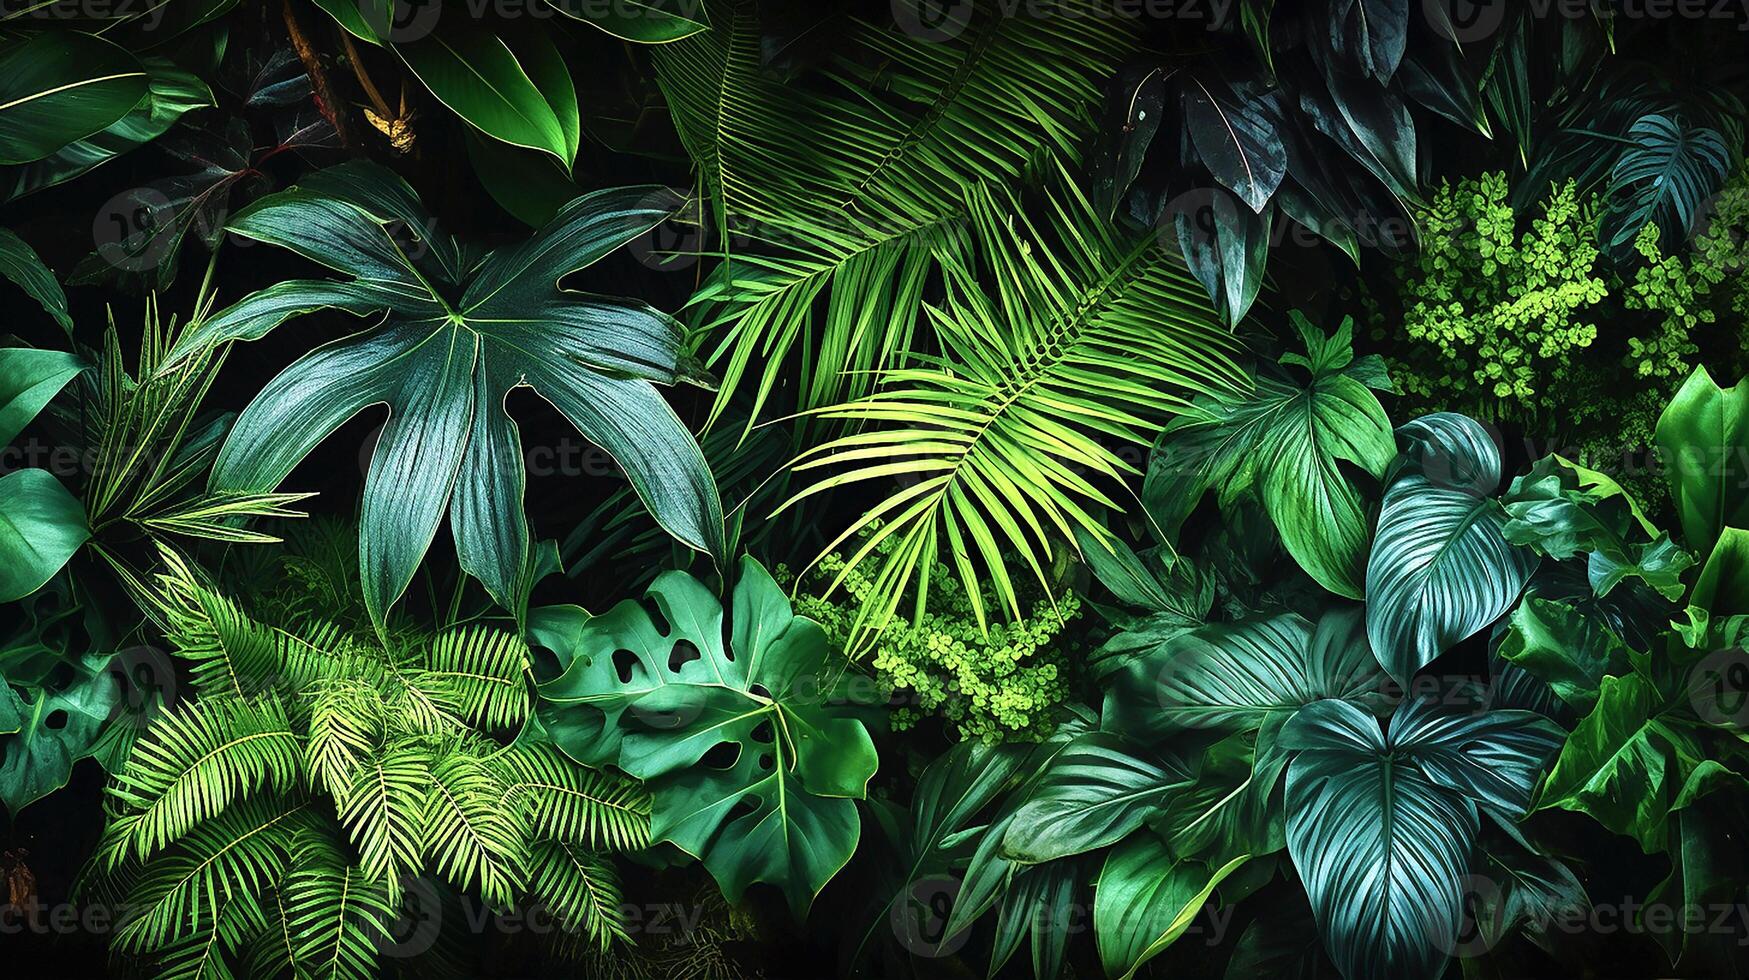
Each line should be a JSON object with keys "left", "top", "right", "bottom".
{"left": 165, "top": 162, "right": 723, "bottom": 628}
{"left": 1145, "top": 313, "right": 1395, "bottom": 599}
{"left": 1282, "top": 696, "right": 1561, "bottom": 980}
{"left": 1366, "top": 414, "right": 1538, "bottom": 680}
{"left": 0, "top": 649, "right": 119, "bottom": 814}
{"left": 533, "top": 557, "right": 877, "bottom": 917}
{"left": 1103, "top": 608, "right": 1391, "bottom": 740}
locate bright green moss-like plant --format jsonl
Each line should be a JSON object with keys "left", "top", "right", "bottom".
{"left": 1378, "top": 169, "right": 1749, "bottom": 480}
{"left": 784, "top": 534, "right": 1078, "bottom": 743}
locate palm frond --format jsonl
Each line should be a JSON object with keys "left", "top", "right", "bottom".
{"left": 282, "top": 830, "right": 397, "bottom": 980}
{"left": 783, "top": 168, "right": 1248, "bottom": 645}
{"left": 334, "top": 740, "right": 431, "bottom": 898}
{"left": 421, "top": 749, "right": 527, "bottom": 908}
{"left": 106, "top": 697, "right": 302, "bottom": 860}
{"left": 305, "top": 680, "right": 389, "bottom": 796}
{"left": 153, "top": 547, "right": 360, "bottom": 699}
{"left": 499, "top": 741, "right": 652, "bottom": 851}
{"left": 524, "top": 840, "right": 631, "bottom": 952}
{"left": 413, "top": 625, "right": 531, "bottom": 730}
{"left": 656, "top": 0, "right": 1137, "bottom": 430}
{"left": 113, "top": 796, "right": 312, "bottom": 953}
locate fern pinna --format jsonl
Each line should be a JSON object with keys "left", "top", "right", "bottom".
{"left": 87, "top": 548, "right": 650, "bottom": 979}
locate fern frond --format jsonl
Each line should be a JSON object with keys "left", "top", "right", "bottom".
{"left": 421, "top": 750, "right": 527, "bottom": 908}
{"left": 148, "top": 894, "right": 257, "bottom": 980}
{"left": 655, "top": 0, "right": 1136, "bottom": 429}
{"left": 524, "top": 840, "right": 630, "bottom": 952}
{"left": 335, "top": 740, "right": 430, "bottom": 898}
{"left": 498, "top": 742, "right": 652, "bottom": 851}
{"left": 113, "top": 797, "right": 311, "bottom": 953}
{"left": 783, "top": 168, "right": 1248, "bottom": 645}
{"left": 413, "top": 626, "right": 531, "bottom": 730}
{"left": 106, "top": 697, "right": 303, "bottom": 860}
{"left": 305, "top": 680, "right": 389, "bottom": 797}
{"left": 154, "top": 547, "right": 359, "bottom": 699}
{"left": 282, "top": 831, "right": 397, "bottom": 980}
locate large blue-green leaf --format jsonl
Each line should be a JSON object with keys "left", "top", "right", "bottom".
{"left": 169, "top": 162, "right": 722, "bottom": 627}
{"left": 998, "top": 733, "right": 1192, "bottom": 863}
{"left": 1601, "top": 114, "right": 1731, "bottom": 259}
{"left": 1281, "top": 698, "right": 1479, "bottom": 980}
{"left": 1104, "top": 608, "right": 1391, "bottom": 740}
{"left": 1366, "top": 414, "right": 1537, "bottom": 680}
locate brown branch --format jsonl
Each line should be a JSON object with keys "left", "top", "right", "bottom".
{"left": 282, "top": 0, "right": 355, "bottom": 149}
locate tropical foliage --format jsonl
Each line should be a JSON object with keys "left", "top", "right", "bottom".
{"left": 5, "top": 2, "right": 1749, "bottom": 979}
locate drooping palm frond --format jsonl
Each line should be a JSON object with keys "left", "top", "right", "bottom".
{"left": 333, "top": 740, "right": 431, "bottom": 898}
{"left": 499, "top": 741, "right": 652, "bottom": 851}
{"left": 421, "top": 748, "right": 528, "bottom": 908}
{"left": 111, "top": 796, "right": 313, "bottom": 954}
{"left": 524, "top": 840, "right": 631, "bottom": 952}
{"left": 281, "top": 831, "right": 398, "bottom": 980}
{"left": 153, "top": 547, "right": 363, "bottom": 699}
{"left": 104, "top": 697, "right": 302, "bottom": 861}
{"left": 783, "top": 168, "right": 1249, "bottom": 645}
{"left": 304, "top": 680, "right": 389, "bottom": 796}
{"left": 656, "top": 0, "right": 1138, "bottom": 431}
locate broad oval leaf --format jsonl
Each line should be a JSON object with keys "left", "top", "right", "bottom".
{"left": 0, "top": 348, "right": 86, "bottom": 446}
{"left": 1281, "top": 698, "right": 1479, "bottom": 980}
{"left": 1179, "top": 73, "right": 1287, "bottom": 213}
{"left": 394, "top": 25, "right": 575, "bottom": 163}
{"left": 546, "top": 0, "right": 710, "bottom": 42}
{"left": 1145, "top": 313, "right": 1394, "bottom": 598}
{"left": 0, "top": 32, "right": 149, "bottom": 166}
{"left": 0, "top": 469, "right": 90, "bottom": 602}
{"left": 1094, "top": 833, "right": 1249, "bottom": 980}
{"left": 998, "top": 733, "right": 1192, "bottom": 863}
{"left": 1535, "top": 671, "right": 1704, "bottom": 852}
{"left": 1104, "top": 608, "right": 1391, "bottom": 739}
{"left": 1366, "top": 414, "right": 1536, "bottom": 680}
{"left": 1655, "top": 365, "right": 1749, "bottom": 560}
